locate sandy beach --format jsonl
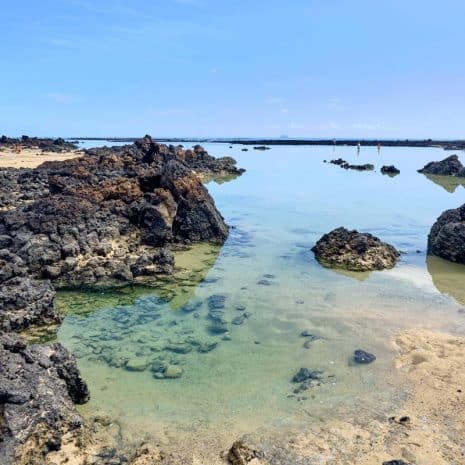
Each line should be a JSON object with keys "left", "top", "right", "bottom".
{"left": 0, "top": 147, "right": 82, "bottom": 168}
{"left": 276, "top": 328, "right": 465, "bottom": 465}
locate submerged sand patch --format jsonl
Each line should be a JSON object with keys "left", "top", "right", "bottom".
{"left": 43, "top": 328, "right": 465, "bottom": 464}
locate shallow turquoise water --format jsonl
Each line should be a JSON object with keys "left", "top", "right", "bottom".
{"left": 58, "top": 143, "right": 465, "bottom": 458}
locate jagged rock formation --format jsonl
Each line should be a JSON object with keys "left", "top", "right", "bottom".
{"left": 0, "top": 135, "right": 244, "bottom": 464}
{"left": 0, "top": 136, "right": 242, "bottom": 287}
{"left": 312, "top": 227, "right": 400, "bottom": 271}
{"left": 418, "top": 154, "right": 465, "bottom": 177}
{"left": 0, "top": 331, "right": 89, "bottom": 465}
{"left": 0, "top": 135, "right": 78, "bottom": 152}
{"left": 428, "top": 203, "right": 465, "bottom": 264}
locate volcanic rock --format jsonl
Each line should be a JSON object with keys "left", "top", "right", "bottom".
{"left": 418, "top": 154, "right": 465, "bottom": 176}
{"left": 312, "top": 227, "right": 400, "bottom": 271}
{"left": 428, "top": 203, "right": 465, "bottom": 263}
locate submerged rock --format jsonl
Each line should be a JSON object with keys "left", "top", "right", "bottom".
{"left": 164, "top": 365, "right": 184, "bottom": 378}
{"left": 312, "top": 227, "right": 400, "bottom": 271}
{"left": 418, "top": 154, "right": 465, "bottom": 176}
{"left": 427, "top": 203, "right": 465, "bottom": 264}
{"left": 226, "top": 439, "right": 264, "bottom": 465}
{"left": 291, "top": 368, "right": 323, "bottom": 383}
{"left": 353, "top": 349, "right": 376, "bottom": 364}
{"left": 125, "top": 358, "right": 149, "bottom": 371}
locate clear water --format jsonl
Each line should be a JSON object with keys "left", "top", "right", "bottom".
{"left": 57, "top": 143, "right": 465, "bottom": 459}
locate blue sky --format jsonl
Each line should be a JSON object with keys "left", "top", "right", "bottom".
{"left": 1, "top": 1, "right": 464, "bottom": 138}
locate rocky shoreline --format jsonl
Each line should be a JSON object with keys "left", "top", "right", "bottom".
{"left": 0, "top": 136, "right": 245, "bottom": 464}
{"left": 0, "top": 135, "right": 79, "bottom": 153}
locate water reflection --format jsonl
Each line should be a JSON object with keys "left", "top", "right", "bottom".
{"left": 56, "top": 242, "right": 222, "bottom": 316}
{"left": 427, "top": 255, "right": 465, "bottom": 306}
{"left": 422, "top": 173, "right": 465, "bottom": 193}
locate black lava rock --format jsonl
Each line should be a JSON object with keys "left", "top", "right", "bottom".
{"left": 291, "top": 368, "right": 323, "bottom": 383}
{"left": 353, "top": 349, "right": 376, "bottom": 364}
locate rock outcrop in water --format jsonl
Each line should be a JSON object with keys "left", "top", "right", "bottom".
{"left": 381, "top": 165, "right": 400, "bottom": 176}
{"left": 0, "top": 136, "right": 242, "bottom": 288}
{"left": 328, "top": 159, "right": 374, "bottom": 171}
{"left": 418, "top": 154, "right": 465, "bottom": 177}
{"left": 312, "top": 227, "right": 400, "bottom": 271}
{"left": 428, "top": 203, "right": 465, "bottom": 264}
{"left": 0, "top": 135, "right": 244, "bottom": 464}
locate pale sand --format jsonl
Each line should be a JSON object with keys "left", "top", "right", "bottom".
{"left": 44, "top": 328, "right": 465, "bottom": 465}
{"left": 0, "top": 147, "right": 82, "bottom": 168}
{"left": 285, "top": 329, "right": 465, "bottom": 465}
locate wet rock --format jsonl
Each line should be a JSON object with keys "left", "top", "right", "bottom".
{"left": 231, "top": 314, "right": 247, "bottom": 325}
{"left": 300, "top": 330, "right": 316, "bottom": 338}
{"left": 291, "top": 368, "right": 323, "bottom": 383}
{"left": 208, "top": 322, "right": 229, "bottom": 334}
{"left": 257, "top": 279, "right": 272, "bottom": 286}
{"left": 427, "top": 203, "right": 465, "bottom": 263}
{"left": 353, "top": 349, "right": 376, "bottom": 364}
{"left": 197, "top": 341, "right": 218, "bottom": 353}
{"left": 125, "top": 358, "right": 149, "bottom": 371}
{"left": 165, "top": 343, "right": 192, "bottom": 354}
{"left": 207, "top": 294, "right": 226, "bottom": 310}
{"left": 226, "top": 439, "right": 263, "bottom": 465}
{"left": 164, "top": 365, "right": 184, "bottom": 378}
{"left": 312, "top": 227, "right": 400, "bottom": 271}
{"left": 253, "top": 146, "right": 270, "bottom": 150}
{"left": 381, "top": 165, "right": 400, "bottom": 176}
{"left": 329, "top": 159, "right": 374, "bottom": 171}
{"left": 418, "top": 154, "right": 465, "bottom": 176}
{"left": 150, "top": 360, "right": 167, "bottom": 374}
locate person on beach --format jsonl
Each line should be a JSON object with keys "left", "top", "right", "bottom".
{"left": 357, "top": 142, "right": 361, "bottom": 155}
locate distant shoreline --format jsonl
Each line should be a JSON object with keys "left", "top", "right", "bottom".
{"left": 67, "top": 137, "right": 465, "bottom": 150}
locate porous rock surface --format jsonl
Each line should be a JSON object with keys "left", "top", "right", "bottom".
{"left": 312, "top": 227, "right": 400, "bottom": 271}
{"left": 0, "top": 135, "right": 244, "bottom": 464}
{"left": 0, "top": 331, "right": 89, "bottom": 465}
{"left": 418, "top": 154, "right": 465, "bottom": 177}
{"left": 428, "top": 203, "right": 465, "bottom": 264}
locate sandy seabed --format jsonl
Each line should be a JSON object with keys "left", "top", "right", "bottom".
{"left": 44, "top": 328, "right": 465, "bottom": 465}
